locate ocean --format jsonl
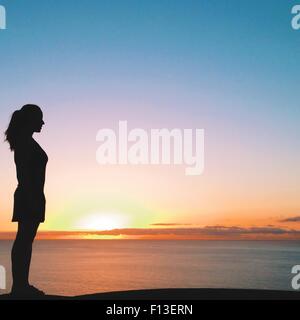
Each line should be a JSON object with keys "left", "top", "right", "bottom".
{"left": 0, "top": 240, "right": 299, "bottom": 296}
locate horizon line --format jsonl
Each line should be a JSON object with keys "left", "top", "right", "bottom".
{"left": 1, "top": 226, "right": 300, "bottom": 240}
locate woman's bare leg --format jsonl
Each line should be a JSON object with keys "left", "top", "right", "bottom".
{"left": 11, "top": 221, "right": 40, "bottom": 290}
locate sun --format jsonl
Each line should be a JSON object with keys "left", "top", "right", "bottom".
{"left": 75, "top": 212, "right": 127, "bottom": 231}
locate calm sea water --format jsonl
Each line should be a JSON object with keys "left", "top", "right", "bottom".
{"left": 0, "top": 240, "right": 299, "bottom": 296}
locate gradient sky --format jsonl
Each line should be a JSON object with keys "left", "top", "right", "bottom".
{"left": 0, "top": 0, "right": 299, "bottom": 237}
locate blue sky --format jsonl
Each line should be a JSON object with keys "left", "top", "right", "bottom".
{"left": 0, "top": 0, "right": 299, "bottom": 125}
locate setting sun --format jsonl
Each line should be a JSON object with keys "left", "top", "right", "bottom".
{"left": 74, "top": 213, "right": 128, "bottom": 231}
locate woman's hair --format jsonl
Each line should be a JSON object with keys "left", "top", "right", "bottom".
{"left": 5, "top": 104, "right": 42, "bottom": 151}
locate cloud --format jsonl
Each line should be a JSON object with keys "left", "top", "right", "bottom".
{"left": 150, "top": 223, "right": 194, "bottom": 226}
{"left": 280, "top": 216, "right": 300, "bottom": 223}
{"left": 77, "top": 225, "right": 300, "bottom": 236}
{"left": 2, "top": 225, "right": 300, "bottom": 240}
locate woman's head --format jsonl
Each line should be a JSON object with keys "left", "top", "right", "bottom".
{"left": 5, "top": 104, "right": 45, "bottom": 150}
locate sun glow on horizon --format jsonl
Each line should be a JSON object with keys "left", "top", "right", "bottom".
{"left": 74, "top": 212, "right": 129, "bottom": 231}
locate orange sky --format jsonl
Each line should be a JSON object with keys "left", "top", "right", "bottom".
{"left": 0, "top": 133, "right": 300, "bottom": 239}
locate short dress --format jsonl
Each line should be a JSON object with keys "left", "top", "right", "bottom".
{"left": 12, "top": 138, "right": 48, "bottom": 223}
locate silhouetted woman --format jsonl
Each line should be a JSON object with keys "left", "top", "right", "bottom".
{"left": 5, "top": 104, "right": 48, "bottom": 297}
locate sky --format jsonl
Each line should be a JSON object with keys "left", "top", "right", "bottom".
{"left": 0, "top": 0, "right": 299, "bottom": 239}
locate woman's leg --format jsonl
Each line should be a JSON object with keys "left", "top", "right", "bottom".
{"left": 11, "top": 221, "right": 40, "bottom": 289}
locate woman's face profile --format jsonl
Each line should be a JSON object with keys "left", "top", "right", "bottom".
{"left": 32, "top": 111, "right": 45, "bottom": 133}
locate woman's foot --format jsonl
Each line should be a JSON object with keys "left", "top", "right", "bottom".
{"left": 10, "top": 284, "right": 45, "bottom": 298}
{"left": 26, "top": 285, "right": 45, "bottom": 296}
